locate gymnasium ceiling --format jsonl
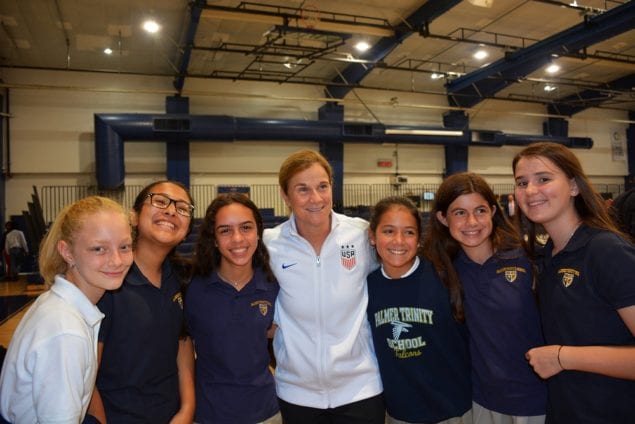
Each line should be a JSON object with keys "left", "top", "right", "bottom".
{"left": 0, "top": 0, "right": 634, "bottom": 116}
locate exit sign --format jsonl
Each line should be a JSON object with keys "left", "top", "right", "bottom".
{"left": 377, "top": 159, "right": 393, "bottom": 168}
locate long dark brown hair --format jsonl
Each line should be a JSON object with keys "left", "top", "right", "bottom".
{"left": 512, "top": 142, "right": 626, "bottom": 254}
{"left": 192, "top": 192, "right": 275, "bottom": 283}
{"left": 423, "top": 172, "right": 526, "bottom": 321}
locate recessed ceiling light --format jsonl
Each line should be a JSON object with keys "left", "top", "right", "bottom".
{"left": 104, "top": 47, "right": 113, "bottom": 55}
{"left": 142, "top": 20, "right": 160, "bottom": 33}
{"left": 354, "top": 41, "right": 370, "bottom": 52}
{"left": 546, "top": 63, "right": 561, "bottom": 74}
{"left": 473, "top": 49, "right": 488, "bottom": 60}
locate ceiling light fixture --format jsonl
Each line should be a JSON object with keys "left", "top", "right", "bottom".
{"left": 544, "top": 84, "right": 558, "bottom": 92}
{"left": 354, "top": 41, "right": 371, "bottom": 52}
{"left": 142, "top": 19, "right": 160, "bottom": 34}
{"left": 430, "top": 72, "right": 444, "bottom": 80}
{"left": 546, "top": 63, "right": 560, "bottom": 74}
{"left": 467, "top": 0, "right": 494, "bottom": 7}
{"left": 103, "top": 47, "right": 113, "bottom": 55}
{"left": 473, "top": 49, "right": 488, "bottom": 60}
{"left": 385, "top": 129, "right": 464, "bottom": 137}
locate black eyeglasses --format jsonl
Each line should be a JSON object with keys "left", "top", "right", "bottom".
{"left": 147, "top": 193, "right": 194, "bottom": 217}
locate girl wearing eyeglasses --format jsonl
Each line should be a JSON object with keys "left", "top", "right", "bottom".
{"left": 89, "top": 180, "right": 196, "bottom": 424}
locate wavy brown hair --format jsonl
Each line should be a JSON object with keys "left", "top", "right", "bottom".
{"left": 423, "top": 172, "right": 527, "bottom": 321}
{"left": 192, "top": 193, "right": 275, "bottom": 283}
{"left": 512, "top": 142, "right": 626, "bottom": 255}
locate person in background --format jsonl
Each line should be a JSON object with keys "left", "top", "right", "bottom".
{"left": 367, "top": 196, "right": 472, "bottom": 424}
{"left": 263, "top": 149, "right": 384, "bottom": 424}
{"left": 427, "top": 172, "right": 546, "bottom": 424}
{"left": 0, "top": 196, "right": 133, "bottom": 423}
{"left": 186, "top": 193, "right": 280, "bottom": 423}
{"left": 90, "top": 181, "right": 196, "bottom": 423}
{"left": 513, "top": 142, "right": 635, "bottom": 423}
{"left": 507, "top": 193, "right": 516, "bottom": 217}
{"left": 4, "top": 222, "right": 29, "bottom": 281}
{"left": 611, "top": 187, "right": 635, "bottom": 239}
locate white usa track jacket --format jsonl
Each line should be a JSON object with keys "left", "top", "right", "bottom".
{"left": 263, "top": 211, "right": 383, "bottom": 409}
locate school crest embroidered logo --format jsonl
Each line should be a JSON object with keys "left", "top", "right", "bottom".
{"left": 496, "top": 266, "right": 526, "bottom": 283}
{"left": 558, "top": 268, "right": 580, "bottom": 288}
{"left": 172, "top": 292, "right": 183, "bottom": 309}
{"left": 251, "top": 300, "right": 272, "bottom": 316}
{"left": 504, "top": 270, "right": 517, "bottom": 283}
{"left": 340, "top": 244, "right": 357, "bottom": 270}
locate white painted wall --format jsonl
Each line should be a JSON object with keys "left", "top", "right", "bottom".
{"left": 0, "top": 68, "right": 629, "bottom": 217}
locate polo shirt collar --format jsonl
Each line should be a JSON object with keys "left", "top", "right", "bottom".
{"left": 209, "top": 267, "right": 271, "bottom": 292}
{"left": 545, "top": 223, "right": 592, "bottom": 258}
{"left": 457, "top": 247, "right": 524, "bottom": 265}
{"left": 125, "top": 260, "right": 173, "bottom": 287}
{"left": 51, "top": 274, "right": 104, "bottom": 327}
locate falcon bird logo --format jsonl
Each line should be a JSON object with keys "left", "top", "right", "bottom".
{"left": 390, "top": 320, "right": 412, "bottom": 341}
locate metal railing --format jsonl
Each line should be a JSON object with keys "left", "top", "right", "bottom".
{"left": 40, "top": 182, "right": 625, "bottom": 224}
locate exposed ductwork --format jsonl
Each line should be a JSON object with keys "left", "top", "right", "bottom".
{"left": 94, "top": 113, "right": 591, "bottom": 190}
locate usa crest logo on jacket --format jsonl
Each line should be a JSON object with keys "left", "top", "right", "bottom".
{"left": 341, "top": 244, "right": 357, "bottom": 270}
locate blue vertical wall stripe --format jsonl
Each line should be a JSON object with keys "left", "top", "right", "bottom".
{"left": 318, "top": 103, "right": 345, "bottom": 213}
{"left": 165, "top": 96, "right": 191, "bottom": 188}
{"left": 94, "top": 115, "right": 126, "bottom": 190}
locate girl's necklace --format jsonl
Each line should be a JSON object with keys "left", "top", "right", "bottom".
{"left": 556, "top": 221, "right": 582, "bottom": 253}
{"left": 217, "top": 271, "right": 252, "bottom": 289}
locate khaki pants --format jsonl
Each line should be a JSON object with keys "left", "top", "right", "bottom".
{"left": 472, "top": 402, "right": 545, "bottom": 424}
{"left": 388, "top": 408, "right": 472, "bottom": 424}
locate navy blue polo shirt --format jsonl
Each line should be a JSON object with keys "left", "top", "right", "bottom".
{"left": 539, "top": 225, "right": 635, "bottom": 424}
{"left": 455, "top": 249, "right": 546, "bottom": 416}
{"left": 185, "top": 267, "right": 279, "bottom": 424}
{"left": 97, "top": 260, "right": 184, "bottom": 423}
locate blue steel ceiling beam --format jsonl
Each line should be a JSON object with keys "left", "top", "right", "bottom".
{"left": 94, "top": 113, "right": 592, "bottom": 190}
{"left": 173, "top": 0, "right": 206, "bottom": 94}
{"left": 547, "top": 73, "right": 635, "bottom": 116}
{"left": 326, "top": 0, "right": 461, "bottom": 99}
{"left": 447, "top": 1, "right": 635, "bottom": 108}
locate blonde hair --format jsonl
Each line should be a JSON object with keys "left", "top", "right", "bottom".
{"left": 39, "top": 196, "right": 130, "bottom": 286}
{"left": 278, "top": 149, "right": 333, "bottom": 195}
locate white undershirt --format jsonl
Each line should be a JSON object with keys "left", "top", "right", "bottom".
{"left": 380, "top": 256, "right": 421, "bottom": 280}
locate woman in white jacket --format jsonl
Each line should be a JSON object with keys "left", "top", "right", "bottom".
{"left": 263, "top": 149, "right": 384, "bottom": 424}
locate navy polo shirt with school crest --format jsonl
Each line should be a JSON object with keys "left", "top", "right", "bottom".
{"left": 184, "top": 267, "right": 279, "bottom": 424}
{"left": 97, "top": 260, "right": 184, "bottom": 423}
{"left": 538, "top": 225, "right": 635, "bottom": 424}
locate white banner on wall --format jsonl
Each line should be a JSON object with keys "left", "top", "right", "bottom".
{"left": 611, "top": 130, "right": 626, "bottom": 161}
